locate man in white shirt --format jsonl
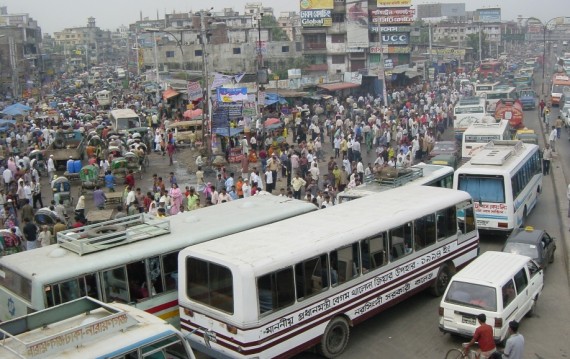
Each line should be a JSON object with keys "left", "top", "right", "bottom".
{"left": 549, "top": 125, "right": 557, "bottom": 152}
{"left": 356, "top": 161, "right": 364, "bottom": 183}
{"left": 125, "top": 187, "right": 136, "bottom": 210}
{"left": 217, "top": 189, "right": 232, "bottom": 204}
{"left": 47, "top": 155, "right": 56, "bottom": 182}
{"left": 309, "top": 162, "right": 320, "bottom": 184}
{"left": 2, "top": 167, "right": 12, "bottom": 192}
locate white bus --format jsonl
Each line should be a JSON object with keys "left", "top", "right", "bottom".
{"left": 178, "top": 186, "right": 479, "bottom": 358}
{"left": 474, "top": 81, "right": 501, "bottom": 97}
{"left": 453, "top": 97, "right": 488, "bottom": 140}
{"left": 0, "top": 296, "right": 196, "bottom": 359}
{"left": 461, "top": 120, "right": 511, "bottom": 159}
{"left": 484, "top": 86, "right": 517, "bottom": 112}
{"left": 454, "top": 140, "right": 542, "bottom": 232}
{"left": 0, "top": 196, "right": 316, "bottom": 326}
{"left": 337, "top": 163, "right": 454, "bottom": 203}
{"left": 110, "top": 108, "right": 142, "bottom": 132}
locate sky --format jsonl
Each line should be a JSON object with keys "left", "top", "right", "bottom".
{"left": 0, "top": 0, "right": 565, "bottom": 34}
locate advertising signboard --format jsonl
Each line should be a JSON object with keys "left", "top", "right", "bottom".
{"left": 299, "top": 0, "right": 334, "bottom": 10}
{"left": 301, "top": 9, "right": 332, "bottom": 27}
{"left": 187, "top": 81, "right": 202, "bottom": 101}
{"left": 370, "top": 46, "right": 411, "bottom": 54}
{"left": 377, "top": 0, "right": 411, "bottom": 7}
{"left": 380, "top": 33, "right": 410, "bottom": 45}
{"left": 369, "top": 25, "right": 411, "bottom": 33}
{"left": 346, "top": 0, "right": 370, "bottom": 51}
{"left": 477, "top": 8, "right": 501, "bottom": 23}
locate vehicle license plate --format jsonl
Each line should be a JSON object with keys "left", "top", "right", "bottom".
{"left": 462, "top": 316, "right": 476, "bottom": 325}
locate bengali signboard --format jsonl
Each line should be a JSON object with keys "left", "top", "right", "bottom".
{"left": 346, "top": 0, "right": 370, "bottom": 51}
{"left": 186, "top": 81, "right": 202, "bottom": 101}
{"left": 218, "top": 102, "right": 243, "bottom": 119}
{"left": 377, "top": 0, "right": 411, "bottom": 7}
{"left": 301, "top": 9, "right": 332, "bottom": 27}
{"left": 428, "top": 48, "right": 466, "bottom": 56}
{"left": 299, "top": 0, "right": 334, "bottom": 10}
{"left": 344, "top": 72, "right": 363, "bottom": 84}
{"left": 370, "top": 46, "right": 411, "bottom": 54}
{"left": 370, "top": 25, "right": 411, "bottom": 33}
{"left": 371, "top": 10, "right": 414, "bottom": 25}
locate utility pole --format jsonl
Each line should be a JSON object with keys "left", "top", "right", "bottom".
{"left": 376, "top": 10, "right": 387, "bottom": 106}
{"left": 200, "top": 10, "right": 211, "bottom": 153}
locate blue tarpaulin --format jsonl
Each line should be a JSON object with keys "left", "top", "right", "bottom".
{"left": 1, "top": 103, "right": 32, "bottom": 116}
{"left": 212, "top": 127, "right": 244, "bottom": 137}
{"left": 264, "top": 93, "right": 287, "bottom": 106}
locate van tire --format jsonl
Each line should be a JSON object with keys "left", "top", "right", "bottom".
{"left": 318, "top": 316, "right": 350, "bottom": 358}
{"left": 430, "top": 263, "right": 455, "bottom": 297}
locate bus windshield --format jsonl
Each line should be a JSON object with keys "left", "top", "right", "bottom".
{"left": 457, "top": 175, "right": 505, "bottom": 203}
{"left": 486, "top": 93, "right": 508, "bottom": 100}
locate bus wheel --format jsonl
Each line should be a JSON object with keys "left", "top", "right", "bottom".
{"left": 430, "top": 263, "right": 455, "bottom": 297}
{"left": 319, "top": 316, "right": 350, "bottom": 358}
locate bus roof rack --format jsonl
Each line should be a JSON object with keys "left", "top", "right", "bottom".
{"left": 0, "top": 297, "right": 137, "bottom": 359}
{"left": 372, "top": 166, "right": 423, "bottom": 187}
{"left": 470, "top": 140, "right": 524, "bottom": 166}
{"left": 57, "top": 213, "right": 171, "bottom": 256}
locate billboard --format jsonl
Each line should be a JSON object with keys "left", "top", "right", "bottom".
{"left": 377, "top": 0, "right": 411, "bottom": 7}
{"left": 371, "top": 9, "right": 414, "bottom": 25}
{"left": 477, "top": 8, "right": 501, "bottom": 23}
{"left": 370, "top": 46, "right": 411, "bottom": 54}
{"left": 217, "top": 88, "right": 248, "bottom": 103}
{"left": 380, "top": 33, "right": 410, "bottom": 45}
{"left": 301, "top": 9, "right": 332, "bottom": 27}
{"left": 300, "top": 0, "right": 334, "bottom": 10}
{"left": 370, "top": 25, "right": 411, "bottom": 33}
{"left": 346, "top": 0, "right": 369, "bottom": 51}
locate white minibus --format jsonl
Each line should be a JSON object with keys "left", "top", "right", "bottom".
{"left": 461, "top": 120, "right": 511, "bottom": 159}
{"left": 439, "top": 251, "right": 543, "bottom": 343}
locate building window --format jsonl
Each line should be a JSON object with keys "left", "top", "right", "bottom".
{"left": 233, "top": 48, "right": 241, "bottom": 54}
{"left": 195, "top": 49, "right": 203, "bottom": 57}
{"left": 166, "top": 51, "right": 175, "bottom": 58}
{"left": 331, "top": 34, "right": 344, "bottom": 43}
{"left": 332, "top": 13, "right": 345, "bottom": 23}
{"left": 282, "top": 46, "right": 289, "bottom": 52}
{"left": 332, "top": 55, "right": 345, "bottom": 64}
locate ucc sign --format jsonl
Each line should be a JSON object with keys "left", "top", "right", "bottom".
{"left": 381, "top": 33, "right": 409, "bottom": 45}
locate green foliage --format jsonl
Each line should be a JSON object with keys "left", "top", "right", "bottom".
{"left": 261, "top": 15, "right": 290, "bottom": 41}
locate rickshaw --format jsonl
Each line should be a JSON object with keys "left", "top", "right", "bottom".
{"left": 0, "top": 229, "right": 23, "bottom": 256}
{"left": 52, "top": 176, "right": 72, "bottom": 206}
{"left": 29, "top": 149, "right": 47, "bottom": 176}
{"left": 124, "top": 152, "right": 143, "bottom": 179}
{"left": 107, "top": 145, "right": 124, "bottom": 159}
{"left": 128, "top": 142, "right": 149, "bottom": 171}
{"left": 34, "top": 208, "right": 60, "bottom": 226}
{"left": 111, "top": 157, "right": 128, "bottom": 181}
{"left": 79, "top": 164, "right": 102, "bottom": 194}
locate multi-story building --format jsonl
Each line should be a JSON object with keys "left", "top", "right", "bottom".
{"left": 0, "top": 6, "right": 42, "bottom": 99}
{"left": 53, "top": 17, "right": 113, "bottom": 68}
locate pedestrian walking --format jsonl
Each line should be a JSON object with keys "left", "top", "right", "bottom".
{"left": 542, "top": 144, "right": 553, "bottom": 175}
{"left": 549, "top": 126, "right": 557, "bottom": 152}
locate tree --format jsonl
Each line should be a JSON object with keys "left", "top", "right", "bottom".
{"left": 466, "top": 31, "right": 489, "bottom": 60}
{"left": 261, "top": 15, "right": 290, "bottom": 42}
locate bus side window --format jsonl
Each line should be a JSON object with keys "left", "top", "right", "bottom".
{"left": 414, "top": 214, "right": 436, "bottom": 251}
{"left": 102, "top": 267, "right": 129, "bottom": 303}
{"left": 257, "top": 268, "right": 295, "bottom": 315}
{"left": 436, "top": 206, "right": 457, "bottom": 241}
{"left": 295, "top": 254, "right": 328, "bottom": 300}
{"left": 389, "top": 223, "right": 412, "bottom": 261}
{"left": 361, "top": 233, "right": 388, "bottom": 272}
{"left": 148, "top": 256, "right": 164, "bottom": 296}
{"left": 162, "top": 252, "right": 178, "bottom": 291}
{"left": 330, "top": 243, "right": 359, "bottom": 287}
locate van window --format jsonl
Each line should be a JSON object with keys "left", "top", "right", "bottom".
{"left": 444, "top": 281, "right": 497, "bottom": 311}
{"left": 513, "top": 268, "right": 528, "bottom": 293}
{"left": 527, "top": 261, "right": 540, "bottom": 277}
{"left": 501, "top": 279, "right": 516, "bottom": 308}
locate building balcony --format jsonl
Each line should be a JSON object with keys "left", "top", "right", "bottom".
{"left": 304, "top": 42, "right": 327, "bottom": 52}
{"left": 327, "top": 22, "right": 346, "bottom": 34}
{"left": 304, "top": 63, "right": 328, "bottom": 72}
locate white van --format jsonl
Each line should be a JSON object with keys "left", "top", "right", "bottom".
{"left": 439, "top": 251, "right": 543, "bottom": 343}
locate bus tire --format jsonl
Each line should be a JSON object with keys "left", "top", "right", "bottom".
{"left": 318, "top": 316, "right": 350, "bottom": 358}
{"left": 430, "top": 263, "right": 455, "bottom": 297}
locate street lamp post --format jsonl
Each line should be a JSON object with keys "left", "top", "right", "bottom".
{"left": 539, "top": 17, "right": 570, "bottom": 96}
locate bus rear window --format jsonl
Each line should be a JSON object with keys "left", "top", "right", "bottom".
{"left": 186, "top": 258, "right": 233, "bottom": 314}
{"left": 445, "top": 281, "right": 497, "bottom": 311}
{"left": 458, "top": 175, "right": 505, "bottom": 203}
{"left": 0, "top": 265, "right": 32, "bottom": 302}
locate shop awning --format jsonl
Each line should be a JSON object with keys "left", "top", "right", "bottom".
{"left": 162, "top": 88, "right": 180, "bottom": 100}
{"left": 317, "top": 82, "right": 360, "bottom": 92}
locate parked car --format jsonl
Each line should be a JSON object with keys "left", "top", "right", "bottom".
{"left": 428, "top": 141, "right": 460, "bottom": 161}
{"left": 502, "top": 226, "right": 556, "bottom": 269}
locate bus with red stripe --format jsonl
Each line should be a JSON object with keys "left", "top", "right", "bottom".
{"left": 178, "top": 186, "right": 479, "bottom": 358}
{"left": 0, "top": 196, "right": 316, "bottom": 326}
